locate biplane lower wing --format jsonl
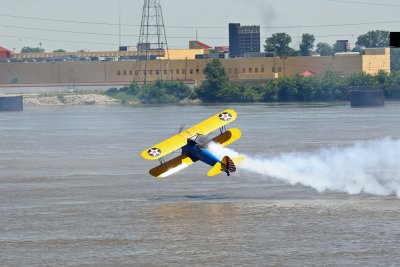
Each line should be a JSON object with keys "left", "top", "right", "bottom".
{"left": 211, "top": 128, "right": 242, "bottom": 147}
{"left": 141, "top": 109, "right": 238, "bottom": 161}
{"left": 149, "top": 154, "right": 194, "bottom": 178}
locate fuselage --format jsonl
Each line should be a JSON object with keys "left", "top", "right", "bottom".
{"left": 181, "top": 140, "right": 220, "bottom": 167}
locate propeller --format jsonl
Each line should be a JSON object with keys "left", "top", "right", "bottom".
{"left": 197, "top": 133, "right": 213, "bottom": 147}
{"left": 178, "top": 123, "right": 185, "bottom": 133}
{"left": 178, "top": 123, "right": 212, "bottom": 147}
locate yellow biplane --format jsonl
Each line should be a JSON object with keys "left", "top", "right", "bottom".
{"left": 141, "top": 109, "right": 242, "bottom": 178}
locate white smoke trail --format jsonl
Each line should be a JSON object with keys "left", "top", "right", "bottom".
{"left": 208, "top": 138, "right": 400, "bottom": 197}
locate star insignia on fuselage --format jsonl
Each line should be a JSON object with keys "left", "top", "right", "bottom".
{"left": 219, "top": 112, "right": 232, "bottom": 121}
{"left": 148, "top": 148, "right": 161, "bottom": 157}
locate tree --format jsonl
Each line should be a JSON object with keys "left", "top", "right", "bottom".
{"left": 391, "top": 48, "right": 400, "bottom": 71}
{"left": 196, "top": 59, "right": 229, "bottom": 102}
{"left": 53, "top": 49, "right": 66, "bottom": 52}
{"left": 351, "top": 45, "right": 364, "bottom": 54}
{"left": 332, "top": 43, "right": 343, "bottom": 53}
{"left": 319, "top": 70, "right": 348, "bottom": 100}
{"left": 21, "top": 47, "right": 45, "bottom": 53}
{"left": 139, "top": 81, "right": 188, "bottom": 104}
{"left": 356, "top": 30, "right": 389, "bottom": 48}
{"left": 348, "top": 72, "right": 378, "bottom": 86}
{"left": 264, "top": 33, "right": 295, "bottom": 57}
{"left": 299, "top": 33, "right": 315, "bottom": 56}
{"left": 105, "top": 80, "right": 191, "bottom": 104}
{"left": 316, "top": 42, "right": 333, "bottom": 56}
{"left": 383, "top": 71, "right": 400, "bottom": 99}
{"left": 286, "top": 48, "right": 299, "bottom": 57}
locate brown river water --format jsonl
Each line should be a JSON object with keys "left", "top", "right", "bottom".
{"left": 1, "top": 103, "right": 400, "bottom": 266}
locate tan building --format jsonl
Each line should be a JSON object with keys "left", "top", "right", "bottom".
{"left": 362, "top": 48, "right": 391, "bottom": 74}
{"left": 0, "top": 48, "right": 390, "bottom": 86}
{"left": 164, "top": 49, "right": 206, "bottom": 60}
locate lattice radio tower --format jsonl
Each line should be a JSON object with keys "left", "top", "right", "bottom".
{"left": 134, "top": 0, "right": 171, "bottom": 83}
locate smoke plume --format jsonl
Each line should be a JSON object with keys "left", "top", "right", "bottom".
{"left": 257, "top": 0, "right": 275, "bottom": 27}
{"left": 208, "top": 138, "right": 400, "bottom": 197}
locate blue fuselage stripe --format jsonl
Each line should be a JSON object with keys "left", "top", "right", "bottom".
{"left": 182, "top": 144, "right": 221, "bottom": 167}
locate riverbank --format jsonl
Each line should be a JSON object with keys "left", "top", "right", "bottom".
{"left": 22, "top": 94, "right": 121, "bottom": 106}
{"left": 1, "top": 93, "right": 200, "bottom": 106}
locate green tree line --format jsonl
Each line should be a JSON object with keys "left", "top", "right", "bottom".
{"left": 196, "top": 59, "right": 400, "bottom": 102}
{"left": 106, "top": 59, "right": 400, "bottom": 104}
{"left": 265, "top": 30, "right": 390, "bottom": 57}
{"left": 106, "top": 80, "right": 193, "bottom": 104}
{"left": 20, "top": 30, "right": 388, "bottom": 56}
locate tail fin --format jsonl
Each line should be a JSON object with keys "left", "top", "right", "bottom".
{"left": 207, "top": 156, "right": 239, "bottom": 177}
{"left": 222, "top": 156, "right": 236, "bottom": 174}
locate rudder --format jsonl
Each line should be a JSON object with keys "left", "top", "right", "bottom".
{"left": 207, "top": 156, "right": 237, "bottom": 177}
{"left": 222, "top": 156, "right": 236, "bottom": 174}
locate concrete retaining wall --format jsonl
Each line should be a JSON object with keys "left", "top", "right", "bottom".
{"left": 350, "top": 90, "right": 384, "bottom": 107}
{"left": 0, "top": 96, "right": 23, "bottom": 111}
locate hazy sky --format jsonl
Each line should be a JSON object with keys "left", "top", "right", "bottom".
{"left": 0, "top": 0, "right": 399, "bottom": 52}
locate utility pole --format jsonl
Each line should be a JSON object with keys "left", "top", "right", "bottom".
{"left": 134, "top": 0, "right": 171, "bottom": 84}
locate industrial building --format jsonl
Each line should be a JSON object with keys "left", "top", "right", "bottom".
{"left": 336, "top": 40, "right": 351, "bottom": 52}
{"left": 0, "top": 0, "right": 393, "bottom": 89}
{"left": 0, "top": 47, "right": 390, "bottom": 86}
{"left": 229, "top": 23, "right": 260, "bottom": 58}
{"left": 0, "top": 47, "right": 12, "bottom": 59}
{"left": 0, "top": 0, "right": 391, "bottom": 88}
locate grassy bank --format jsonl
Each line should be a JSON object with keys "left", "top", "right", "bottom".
{"left": 106, "top": 80, "right": 193, "bottom": 104}
{"left": 105, "top": 68, "right": 400, "bottom": 104}
{"left": 23, "top": 93, "right": 120, "bottom": 106}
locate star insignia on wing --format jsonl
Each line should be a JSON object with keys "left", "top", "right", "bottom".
{"left": 219, "top": 112, "right": 232, "bottom": 121}
{"left": 148, "top": 148, "right": 161, "bottom": 157}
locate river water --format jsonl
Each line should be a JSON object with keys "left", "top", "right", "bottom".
{"left": 1, "top": 103, "right": 400, "bottom": 266}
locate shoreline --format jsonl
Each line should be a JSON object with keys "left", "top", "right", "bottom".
{"left": 3, "top": 92, "right": 397, "bottom": 106}
{"left": 21, "top": 93, "right": 121, "bottom": 106}
{"left": 1, "top": 93, "right": 200, "bottom": 106}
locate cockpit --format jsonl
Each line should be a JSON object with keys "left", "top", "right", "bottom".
{"left": 195, "top": 144, "right": 204, "bottom": 151}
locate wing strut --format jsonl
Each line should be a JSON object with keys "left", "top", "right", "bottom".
{"left": 219, "top": 126, "right": 227, "bottom": 134}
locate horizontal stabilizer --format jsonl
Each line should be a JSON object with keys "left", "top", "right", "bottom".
{"left": 149, "top": 154, "right": 194, "bottom": 178}
{"left": 231, "top": 155, "right": 245, "bottom": 165}
{"left": 207, "top": 162, "right": 224, "bottom": 177}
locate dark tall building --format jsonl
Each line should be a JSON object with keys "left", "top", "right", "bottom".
{"left": 336, "top": 40, "right": 350, "bottom": 52}
{"left": 229, "top": 23, "right": 260, "bottom": 57}
{"left": 229, "top": 23, "right": 241, "bottom": 57}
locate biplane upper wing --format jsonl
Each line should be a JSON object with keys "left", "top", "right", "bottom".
{"left": 141, "top": 109, "right": 238, "bottom": 161}
{"left": 141, "top": 133, "right": 188, "bottom": 161}
{"left": 190, "top": 109, "right": 237, "bottom": 135}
